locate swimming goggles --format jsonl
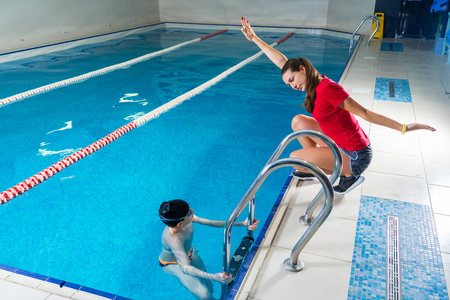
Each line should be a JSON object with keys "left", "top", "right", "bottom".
{"left": 160, "top": 208, "right": 193, "bottom": 222}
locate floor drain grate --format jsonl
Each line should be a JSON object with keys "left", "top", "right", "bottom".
{"left": 387, "top": 215, "right": 402, "bottom": 300}
{"left": 389, "top": 81, "right": 395, "bottom": 97}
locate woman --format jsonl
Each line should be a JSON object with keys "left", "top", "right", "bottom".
{"left": 240, "top": 17, "right": 436, "bottom": 194}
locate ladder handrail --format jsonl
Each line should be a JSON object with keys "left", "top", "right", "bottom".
{"left": 349, "top": 14, "right": 380, "bottom": 55}
{"left": 266, "top": 130, "right": 342, "bottom": 225}
{"left": 221, "top": 157, "right": 333, "bottom": 297}
{"left": 265, "top": 130, "right": 342, "bottom": 184}
{"left": 283, "top": 158, "right": 334, "bottom": 272}
{"left": 221, "top": 130, "right": 342, "bottom": 299}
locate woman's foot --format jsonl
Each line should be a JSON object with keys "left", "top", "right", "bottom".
{"left": 333, "top": 175, "right": 365, "bottom": 194}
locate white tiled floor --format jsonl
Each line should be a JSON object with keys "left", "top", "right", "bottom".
{"left": 1, "top": 36, "right": 449, "bottom": 300}
{"left": 236, "top": 36, "right": 450, "bottom": 300}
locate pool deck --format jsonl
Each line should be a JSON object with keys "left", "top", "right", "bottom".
{"left": 1, "top": 35, "right": 449, "bottom": 299}
{"left": 235, "top": 36, "right": 450, "bottom": 300}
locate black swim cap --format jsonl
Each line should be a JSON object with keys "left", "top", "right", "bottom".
{"left": 159, "top": 199, "right": 190, "bottom": 223}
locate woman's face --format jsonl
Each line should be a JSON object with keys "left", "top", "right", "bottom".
{"left": 282, "top": 65, "right": 307, "bottom": 91}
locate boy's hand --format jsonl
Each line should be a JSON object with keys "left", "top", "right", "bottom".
{"left": 214, "top": 272, "right": 232, "bottom": 284}
{"left": 246, "top": 219, "right": 260, "bottom": 231}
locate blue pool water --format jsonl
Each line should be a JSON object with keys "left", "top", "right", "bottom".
{"left": 0, "top": 26, "right": 351, "bottom": 299}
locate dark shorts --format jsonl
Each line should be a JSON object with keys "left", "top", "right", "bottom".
{"left": 340, "top": 143, "right": 373, "bottom": 177}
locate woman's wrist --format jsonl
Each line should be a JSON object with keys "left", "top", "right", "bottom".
{"left": 401, "top": 124, "right": 407, "bottom": 134}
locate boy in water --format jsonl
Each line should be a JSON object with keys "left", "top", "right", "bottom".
{"left": 158, "top": 199, "right": 259, "bottom": 300}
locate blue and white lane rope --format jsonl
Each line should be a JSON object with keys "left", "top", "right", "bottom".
{"left": 0, "top": 32, "right": 294, "bottom": 204}
{"left": 0, "top": 30, "right": 227, "bottom": 108}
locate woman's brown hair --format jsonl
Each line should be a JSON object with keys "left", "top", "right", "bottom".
{"left": 281, "top": 57, "right": 321, "bottom": 113}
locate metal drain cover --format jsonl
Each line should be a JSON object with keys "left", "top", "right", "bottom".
{"left": 387, "top": 215, "right": 402, "bottom": 300}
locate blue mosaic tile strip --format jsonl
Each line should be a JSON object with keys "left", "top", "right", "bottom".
{"left": 374, "top": 78, "right": 412, "bottom": 103}
{"left": 348, "top": 196, "right": 449, "bottom": 300}
{"left": 381, "top": 42, "right": 404, "bottom": 52}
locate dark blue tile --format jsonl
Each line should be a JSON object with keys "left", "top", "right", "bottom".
{"left": 63, "top": 282, "right": 82, "bottom": 291}
{"left": 80, "top": 286, "right": 116, "bottom": 299}
{"left": 380, "top": 42, "right": 404, "bottom": 52}
{"left": 15, "top": 269, "right": 48, "bottom": 281}
{"left": 0, "top": 264, "right": 17, "bottom": 272}
{"left": 114, "top": 296, "right": 133, "bottom": 300}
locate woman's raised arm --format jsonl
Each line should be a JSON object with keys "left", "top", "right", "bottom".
{"left": 241, "top": 17, "right": 288, "bottom": 69}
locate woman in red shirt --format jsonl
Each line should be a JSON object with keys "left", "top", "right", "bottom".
{"left": 241, "top": 17, "right": 435, "bottom": 194}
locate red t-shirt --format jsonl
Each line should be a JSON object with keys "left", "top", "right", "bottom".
{"left": 311, "top": 75, "right": 370, "bottom": 151}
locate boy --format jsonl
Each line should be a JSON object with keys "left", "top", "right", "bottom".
{"left": 158, "top": 199, "right": 259, "bottom": 300}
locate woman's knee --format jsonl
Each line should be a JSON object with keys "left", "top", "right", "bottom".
{"left": 291, "top": 114, "right": 319, "bottom": 131}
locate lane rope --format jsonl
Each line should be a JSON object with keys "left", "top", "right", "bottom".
{"left": 0, "top": 30, "right": 227, "bottom": 108}
{"left": 0, "top": 32, "right": 295, "bottom": 204}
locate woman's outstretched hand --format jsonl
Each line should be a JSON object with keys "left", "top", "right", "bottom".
{"left": 406, "top": 123, "right": 436, "bottom": 132}
{"left": 241, "top": 17, "right": 258, "bottom": 41}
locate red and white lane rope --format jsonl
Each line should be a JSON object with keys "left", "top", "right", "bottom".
{"left": 0, "top": 32, "right": 294, "bottom": 204}
{"left": 0, "top": 30, "right": 227, "bottom": 108}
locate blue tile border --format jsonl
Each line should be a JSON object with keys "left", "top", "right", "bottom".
{"left": 0, "top": 263, "right": 131, "bottom": 300}
{"left": 380, "top": 42, "right": 404, "bottom": 52}
{"left": 348, "top": 196, "right": 449, "bottom": 300}
{"left": 374, "top": 78, "right": 412, "bottom": 103}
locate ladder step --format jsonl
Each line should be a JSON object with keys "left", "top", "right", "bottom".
{"left": 229, "top": 235, "right": 254, "bottom": 278}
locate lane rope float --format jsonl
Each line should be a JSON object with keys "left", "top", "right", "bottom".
{"left": 0, "top": 30, "right": 227, "bottom": 108}
{"left": 0, "top": 32, "right": 295, "bottom": 204}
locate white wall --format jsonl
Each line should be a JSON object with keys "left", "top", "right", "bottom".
{"left": 159, "top": 0, "right": 376, "bottom": 34}
{"left": 1, "top": 0, "right": 377, "bottom": 55}
{"left": 159, "top": 0, "right": 329, "bottom": 28}
{"left": 327, "top": 0, "right": 376, "bottom": 34}
{"left": 0, "top": 0, "right": 160, "bottom": 54}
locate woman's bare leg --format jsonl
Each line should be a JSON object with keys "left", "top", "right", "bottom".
{"left": 291, "top": 114, "right": 327, "bottom": 148}
{"left": 290, "top": 114, "right": 351, "bottom": 176}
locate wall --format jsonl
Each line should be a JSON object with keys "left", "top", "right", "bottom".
{"left": 0, "top": 0, "right": 160, "bottom": 55}
{"left": 159, "top": 0, "right": 329, "bottom": 28}
{"left": 327, "top": 0, "right": 376, "bottom": 34}
{"left": 159, "top": 0, "right": 376, "bottom": 34}
{"left": 1, "top": 0, "right": 378, "bottom": 56}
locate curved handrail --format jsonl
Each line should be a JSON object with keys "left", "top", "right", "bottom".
{"left": 220, "top": 130, "right": 342, "bottom": 298}
{"left": 221, "top": 157, "right": 334, "bottom": 298}
{"left": 266, "top": 130, "right": 342, "bottom": 225}
{"left": 349, "top": 15, "right": 380, "bottom": 55}
{"left": 283, "top": 160, "right": 334, "bottom": 272}
{"left": 265, "top": 129, "right": 342, "bottom": 183}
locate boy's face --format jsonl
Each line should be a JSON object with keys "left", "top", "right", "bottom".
{"left": 178, "top": 208, "right": 194, "bottom": 227}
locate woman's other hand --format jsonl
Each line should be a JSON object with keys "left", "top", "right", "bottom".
{"left": 405, "top": 123, "right": 436, "bottom": 132}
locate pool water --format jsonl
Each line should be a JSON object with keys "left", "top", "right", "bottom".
{"left": 0, "top": 26, "right": 350, "bottom": 299}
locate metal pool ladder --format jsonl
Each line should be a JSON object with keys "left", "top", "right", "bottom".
{"left": 349, "top": 14, "right": 380, "bottom": 55}
{"left": 220, "top": 130, "right": 342, "bottom": 299}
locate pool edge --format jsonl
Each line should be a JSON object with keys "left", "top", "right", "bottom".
{"left": 0, "top": 263, "right": 130, "bottom": 300}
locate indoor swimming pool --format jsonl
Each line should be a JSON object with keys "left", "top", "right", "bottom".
{"left": 0, "top": 24, "right": 352, "bottom": 299}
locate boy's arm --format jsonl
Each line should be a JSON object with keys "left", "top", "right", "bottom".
{"left": 167, "top": 235, "right": 231, "bottom": 284}
{"left": 194, "top": 215, "right": 259, "bottom": 230}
